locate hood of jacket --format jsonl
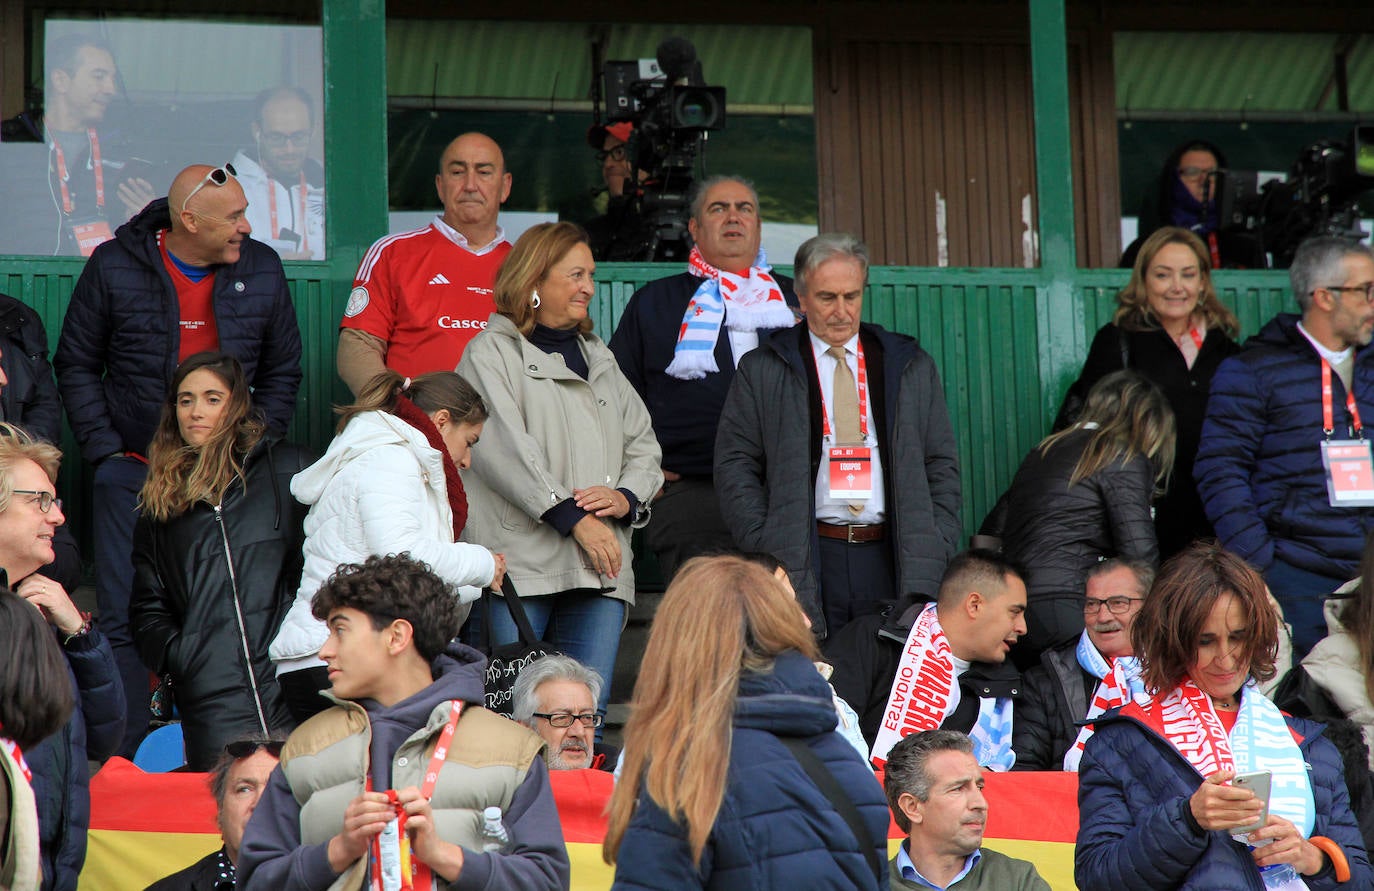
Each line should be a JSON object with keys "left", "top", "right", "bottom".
{"left": 734, "top": 649, "right": 839, "bottom": 738}
{"left": 292, "top": 411, "right": 437, "bottom": 506}
{"left": 112, "top": 197, "right": 174, "bottom": 269}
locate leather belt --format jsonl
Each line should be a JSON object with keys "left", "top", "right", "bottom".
{"left": 816, "top": 521, "right": 886, "bottom": 543}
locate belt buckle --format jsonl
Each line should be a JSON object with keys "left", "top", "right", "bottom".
{"left": 847, "top": 524, "right": 860, "bottom": 544}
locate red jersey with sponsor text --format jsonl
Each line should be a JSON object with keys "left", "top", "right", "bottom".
{"left": 341, "top": 219, "right": 510, "bottom": 376}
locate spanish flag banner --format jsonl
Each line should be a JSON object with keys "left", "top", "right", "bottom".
{"left": 82, "top": 759, "right": 1078, "bottom": 890}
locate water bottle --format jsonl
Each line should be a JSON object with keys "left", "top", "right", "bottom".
{"left": 480, "top": 806, "right": 510, "bottom": 853}
{"left": 1258, "top": 862, "right": 1303, "bottom": 889}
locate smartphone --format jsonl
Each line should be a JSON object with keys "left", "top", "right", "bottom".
{"left": 1232, "top": 770, "right": 1272, "bottom": 835}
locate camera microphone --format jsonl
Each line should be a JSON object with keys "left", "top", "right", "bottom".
{"left": 656, "top": 37, "right": 698, "bottom": 84}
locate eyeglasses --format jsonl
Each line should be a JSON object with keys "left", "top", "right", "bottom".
{"left": 595, "top": 145, "right": 628, "bottom": 163}
{"left": 532, "top": 712, "right": 603, "bottom": 728}
{"left": 181, "top": 163, "right": 238, "bottom": 213}
{"left": 1323, "top": 283, "right": 1374, "bottom": 304}
{"left": 1177, "top": 166, "right": 1218, "bottom": 179}
{"left": 224, "top": 739, "right": 284, "bottom": 759}
{"left": 12, "top": 490, "right": 61, "bottom": 513}
{"left": 261, "top": 130, "right": 312, "bottom": 150}
{"left": 1083, "top": 596, "right": 1143, "bottom": 615}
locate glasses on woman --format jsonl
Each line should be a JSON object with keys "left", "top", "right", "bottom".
{"left": 1083, "top": 596, "right": 1143, "bottom": 615}
{"left": 12, "top": 490, "right": 61, "bottom": 513}
{"left": 181, "top": 163, "right": 239, "bottom": 213}
{"left": 224, "top": 739, "right": 285, "bottom": 759}
{"left": 532, "top": 711, "right": 603, "bottom": 728}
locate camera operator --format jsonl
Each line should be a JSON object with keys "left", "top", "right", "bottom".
{"left": 1121, "top": 139, "right": 1265, "bottom": 270}
{"left": 584, "top": 122, "right": 647, "bottom": 262}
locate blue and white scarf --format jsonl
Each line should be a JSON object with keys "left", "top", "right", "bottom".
{"left": 1063, "top": 631, "right": 1146, "bottom": 771}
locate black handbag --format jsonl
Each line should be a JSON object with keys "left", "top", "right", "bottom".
{"left": 478, "top": 579, "right": 559, "bottom": 716}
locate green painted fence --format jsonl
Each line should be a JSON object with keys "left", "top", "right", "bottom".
{"left": 0, "top": 257, "right": 1294, "bottom": 543}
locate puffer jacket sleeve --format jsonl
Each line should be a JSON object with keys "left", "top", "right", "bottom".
{"left": 54, "top": 260, "right": 123, "bottom": 462}
{"left": 244, "top": 273, "right": 303, "bottom": 434}
{"left": 713, "top": 351, "right": 771, "bottom": 552}
{"left": 64, "top": 627, "right": 126, "bottom": 761}
{"left": 1303, "top": 732, "right": 1374, "bottom": 891}
{"left": 1195, "top": 356, "right": 1276, "bottom": 570}
{"left": 1074, "top": 728, "right": 1211, "bottom": 890}
{"left": 1100, "top": 455, "right": 1160, "bottom": 565}
{"left": 130, "top": 515, "right": 183, "bottom": 675}
{"left": 609, "top": 787, "right": 709, "bottom": 890}
{"left": 351, "top": 445, "right": 495, "bottom": 592}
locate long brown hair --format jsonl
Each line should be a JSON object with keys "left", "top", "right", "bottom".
{"left": 140, "top": 352, "right": 264, "bottom": 521}
{"left": 1115, "top": 226, "right": 1239, "bottom": 337}
{"left": 1038, "top": 369, "right": 1175, "bottom": 489}
{"left": 493, "top": 221, "right": 594, "bottom": 336}
{"left": 1341, "top": 532, "right": 1374, "bottom": 708}
{"left": 334, "top": 369, "right": 487, "bottom": 434}
{"left": 1133, "top": 542, "right": 1279, "bottom": 695}
{"left": 603, "top": 555, "right": 818, "bottom": 867}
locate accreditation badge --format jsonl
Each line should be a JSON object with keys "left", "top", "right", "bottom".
{"left": 69, "top": 217, "right": 113, "bottom": 257}
{"left": 1321, "top": 439, "right": 1374, "bottom": 506}
{"left": 828, "top": 445, "right": 873, "bottom": 500}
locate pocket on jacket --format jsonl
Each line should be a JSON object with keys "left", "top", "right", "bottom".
{"left": 499, "top": 498, "right": 539, "bottom": 533}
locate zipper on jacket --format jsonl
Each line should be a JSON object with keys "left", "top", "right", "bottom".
{"left": 214, "top": 504, "right": 270, "bottom": 737}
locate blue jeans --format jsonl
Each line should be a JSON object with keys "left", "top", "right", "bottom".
{"left": 1265, "top": 558, "right": 1345, "bottom": 660}
{"left": 481, "top": 590, "right": 626, "bottom": 718}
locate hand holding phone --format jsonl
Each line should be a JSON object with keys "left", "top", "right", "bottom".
{"left": 1189, "top": 769, "right": 1267, "bottom": 832}
{"left": 1230, "top": 770, "right": 1272, "bottom": 837}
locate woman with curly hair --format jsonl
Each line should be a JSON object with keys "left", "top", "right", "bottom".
{"left": 131, "top": 352, "right": 312, "bottom": 769}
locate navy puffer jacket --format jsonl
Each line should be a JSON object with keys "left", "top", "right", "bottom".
{"left": 26, "top": 626, "right": 125, "bottom": 891}
{"left": 1195, "top": 313, "right": 1374, "bottom": 578}
{"left": 1076, "top": 705, "right": 1372, "bottom": 891}
{"left": 54, "top": 199, "right": 302, "bottom": 463}
{"left": 611, "top": 650, "right": 889, "bottom": 890}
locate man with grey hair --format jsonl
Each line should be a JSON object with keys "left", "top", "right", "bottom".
{"left": 512, "top": 655, "right": 616, "bottom": 771}
{"left": 609, "top": 175, "right": 799, "bottom": 581}
{"left": 715, "top": 232, "right": 960, "bottom": 638}
{"left": 1197, "top": 235, "right": 1374, "bottom": 656}
{"left": 884, "top": 730, "right": 1049, "bottom": 890}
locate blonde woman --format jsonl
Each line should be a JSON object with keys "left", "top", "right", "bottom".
{"left": 604, "top": 555, "right": 888, "bottom": 889}
{"left": 999, "top": 369, "right": 1175, "bottom": 665}
{"left": 131, "top": 352, "right": 312, "bottom": 769}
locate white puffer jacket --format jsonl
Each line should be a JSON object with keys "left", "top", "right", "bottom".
{"left": 268, "top": 410, "right": 495, "bottom": 672}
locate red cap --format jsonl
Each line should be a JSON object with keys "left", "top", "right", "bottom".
{"left": 586, "top": 121, "right": 634, "bottom": 149}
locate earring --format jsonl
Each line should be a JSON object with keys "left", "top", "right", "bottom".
{"left": 531, "top": 290, "right": 542, "bottom": 309}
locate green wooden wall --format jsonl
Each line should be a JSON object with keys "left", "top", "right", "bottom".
{"left": 0, "top": 258, "right": 1294, "bottom": 543}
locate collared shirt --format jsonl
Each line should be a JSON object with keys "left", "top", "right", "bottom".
{"left": 432, "top": 215, "right": 508, "bottom": 257}
{"left": 809, "top": 329, "right": 887, "bottom": 524}
{"left": 1297, "top": 319, "right": 1355, "bottom": 394}
{"left": 896, "top": 838, "right": 982, "bottom": 889}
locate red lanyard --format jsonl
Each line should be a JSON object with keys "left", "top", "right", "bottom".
{"left": 367, "top": 701, "right": 463, "bottom": 891}
{"left": 1189, "top": 327, "right": 1204, "bottom": 350}
{"left": 53, "top": 129, "right": 104, "bottom": 215}
{"left": 819, "top": 342, "right": 870, "bottom": 440}
{"left": 267, "top": 172, "right": 309, "bottom": 252}
{"left": 1322, "top": 359, "right": 1363, "bottom": 438}
{"left": 1207, "top": 231, "right": 1222, "bottom": 270}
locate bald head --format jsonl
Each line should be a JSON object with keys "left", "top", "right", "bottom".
{"left": 434, "top": 132, "right": 511, "bottom": 247}
{"left": 164, "top": 164, "right": 251, "bottom": 266}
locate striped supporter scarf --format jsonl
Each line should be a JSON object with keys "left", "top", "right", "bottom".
{"left": 1063, "top": 631, "right": 1146, "bottom": 771}
{"left": 662, "top": 246, "right": 794, "bottom": 380}
{"left": 1, "top": 733, "right": 30, "bottom": 782}
{"left": 1136, "top": 680, "right": 1314, "bottom": 841}
{"left": 870, "top": 602, "right": 1016, "bottom": 771}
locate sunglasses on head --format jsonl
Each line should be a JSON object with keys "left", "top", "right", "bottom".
{"left": 224, "top": 738, "right": 284, "bottom": 759}
{"left": 181, "top": 163, "right": 238, "bottom": 213}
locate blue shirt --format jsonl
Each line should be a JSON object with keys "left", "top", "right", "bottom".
{"left": 896, "top": 839, "right": 982, "bottom": 889}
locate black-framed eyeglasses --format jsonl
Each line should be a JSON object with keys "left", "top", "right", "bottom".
{"left": 1083, "top": 596, "right": 1143, "bottom": 615}
{"left": 595, "top": 146, "right": 628, "bottom": 163}
{"left": 1322, "top": 283, "right": 1374, "bottom": 304}
{"left": 12, "top": 490, "right": 61, "bottom": 513}
{"left": 181, "top": 163, "right": 238, "bottom": 213}
{"left": 533, "top": 712, "right": 603, "bottom": 728}
{"left": 225, "top": 739, "right": 284, "bottom": 759}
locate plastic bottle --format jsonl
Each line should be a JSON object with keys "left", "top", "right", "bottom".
{"left": 1258, "top": 862, "right": 1302, "bottom": 888}
{"left": 481, "top": 805, "right": 510, "bottom": 853}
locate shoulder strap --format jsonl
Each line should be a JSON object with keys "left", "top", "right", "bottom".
{"left": 480, "top": 577, "right": 541, "bottom": 651}
{"left": 778, "top": 736, "right": 883, "bottom": 879}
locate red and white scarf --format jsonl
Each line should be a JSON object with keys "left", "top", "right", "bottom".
{"left": 663, "top": 246, "right": 793, "bottom": 380}
{"left": 1, "top": 734, "right": 30, "bottom": 783}
{"left": 1063, "top": 631, "right": 1146, "bottom": 771}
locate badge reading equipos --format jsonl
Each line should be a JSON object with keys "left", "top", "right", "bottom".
{"left": 1322, "top": 439, "right": 1374, "bottom": 507}
{"left": 828, "top": 446, "right": 873, "bottom": 500}
{"left": 69, "top": 219, "right": 113, "bottom": 257}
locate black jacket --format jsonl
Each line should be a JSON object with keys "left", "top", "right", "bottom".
{"left": 144, "top": 847, "right": 235, "bottom": 891}
{"left": 996, "top": 427, "right": 1158, "bottom": 624}
{"left": 53, "top": 199, "right": 302, "bottom": 463}
{"left": 0, "top": 292, "right": 62, "bottom": 444}
{"left": 129, "top": 433, "right": 311, "bottom": 770}
{"left": 824, "top": 602, "right": 1021, "bottom": 747}
{"left": 1011, "top": 640, "right": 1094, "bottom": 771}
{"left": 1057, "top": 322, "right": 1240, "bottom": 557}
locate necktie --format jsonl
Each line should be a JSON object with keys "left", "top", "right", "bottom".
{"left": 828, "top": 345, "right": 864, "bottom": 515}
